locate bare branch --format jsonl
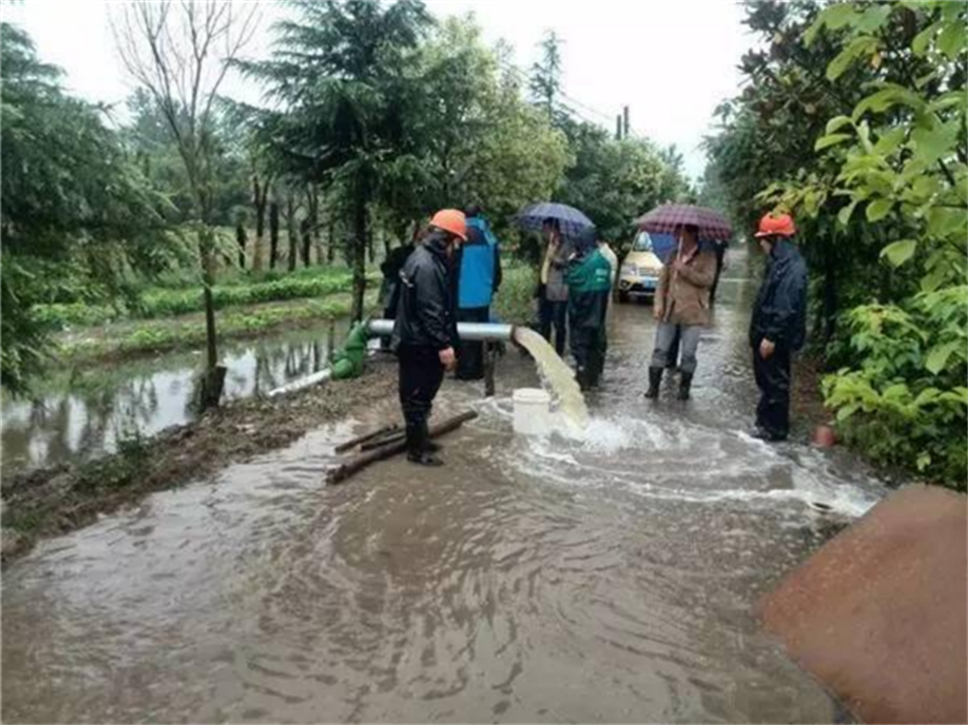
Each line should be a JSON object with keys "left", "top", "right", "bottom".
{"left": 113, "top": 0, "right": 262, "bottom": 219}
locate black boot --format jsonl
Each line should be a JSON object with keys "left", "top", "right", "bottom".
{"left": 677, "top": 371, "right": 693, "bottom": 401}
{"left": 644, "top": 367, "right": 663, "bottom": 398}
{"left": 576, "top": 366, "right": 591, "bottom": 392}
{"left": 406, "top": 422, "right": 443, "bottom": 466}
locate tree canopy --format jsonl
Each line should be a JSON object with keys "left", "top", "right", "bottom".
{"left": 1, "top": 22, "right": 171, "bottom": 393}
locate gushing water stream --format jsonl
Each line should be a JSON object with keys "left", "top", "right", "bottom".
{"left": 512, "top": 327, "right": 589, "bottom": 430}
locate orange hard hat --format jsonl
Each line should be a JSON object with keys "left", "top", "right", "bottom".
{"left": 429, "top": 209, "right": 467, "bottom": 241}
{"left": 755, "top": 212, "right": 796, "bottom": 238}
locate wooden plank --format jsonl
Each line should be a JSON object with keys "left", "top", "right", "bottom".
{"left": 334, "top": 424, "right": 400, "bottom": 454}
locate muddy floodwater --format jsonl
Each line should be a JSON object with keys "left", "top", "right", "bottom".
{"left": 1, "top": 320, "right": 349, "bottom": 472}
{"left": 1, "top": 249, "right": 885, "bottom": 723}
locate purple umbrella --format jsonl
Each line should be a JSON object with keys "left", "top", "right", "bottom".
{"left": 636, "top": 204, "right": 732, "bottom": 242}
{"left": 514, "top": 202, "right": 594, "bottom": 240}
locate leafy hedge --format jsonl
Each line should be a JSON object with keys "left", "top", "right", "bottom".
{"left": 31, "top": 269, "right": 380, "bottom": 329}
{"left": 824, "top": 287, "right": 967, "bottom": 488}
{"left": 60, "top": 294, "right": 379, "bottom": 363}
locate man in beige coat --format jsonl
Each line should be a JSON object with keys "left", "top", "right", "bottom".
{"left": 644, "top": 224, "right": 717, "bottom": 400}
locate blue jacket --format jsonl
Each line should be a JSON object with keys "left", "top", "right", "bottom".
{"left": 458, "top": 216, "right": 501, "bottom": 309}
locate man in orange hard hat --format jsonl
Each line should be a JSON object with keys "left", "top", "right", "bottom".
{"left": 392, "top": 209, "right": 466, "bottom": 466}
{"left": 749, "top": 212, "right": 807, "bottom": 442}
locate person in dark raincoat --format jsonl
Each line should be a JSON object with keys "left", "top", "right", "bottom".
{"left": 566, "top": 227, "right": 613, "bottom": 391}
{"left": 749, "top": 212, "right": 807, "bottom": 442}
{"left": 392, "top": 209, "right": 466, "bottom": 466}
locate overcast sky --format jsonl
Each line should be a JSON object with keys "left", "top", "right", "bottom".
{"left": 5, "top": 0, "right": 752, "bottom": 179}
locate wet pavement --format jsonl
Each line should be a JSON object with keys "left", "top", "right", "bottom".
{"left": 1, "top": 248, "right": 885, "bottom": 723}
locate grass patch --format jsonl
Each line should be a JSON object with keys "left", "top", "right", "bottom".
{"left": 59, "top": 293, "right": 379, "bottom": 364}
{"left": 32, "top": 266, "right": 380, "bottom": 329}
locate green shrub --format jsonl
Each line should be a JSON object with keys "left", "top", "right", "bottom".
{"left": 492, "top": 264, "right": 537, "bottom": 325}
{"left": 823, "top": 286, "right": 968, "bottom": 489}
{"left": 30, "top": 302, "right": 119, "bottom": 329}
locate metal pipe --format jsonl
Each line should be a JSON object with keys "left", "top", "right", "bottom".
{"left": 365, "top": 319, "right": 514, "bottom": 342}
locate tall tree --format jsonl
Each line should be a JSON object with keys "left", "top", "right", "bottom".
{"left": 1, "top": 23, "right": 170, "bottom": 393}
{"left": 381, "top": 16, "right": 570, "bottom": 238}
{"left": 268, "top": 197, "right": 280, "bottom": 270}
{"left": 240, "top": 0, "right": 433, "bottom": 321}
{"left": 530, "top": 30, "right": 563, "bottom": 124}
{"left": 114, "top": 0, "right": 259, "bottom": 409}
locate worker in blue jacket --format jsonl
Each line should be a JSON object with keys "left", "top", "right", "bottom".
{"left": 455, "top": 205, "right": 502, "bottom": 380}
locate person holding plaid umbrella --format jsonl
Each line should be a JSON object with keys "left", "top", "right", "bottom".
{"left": 637, "top": 205, "right": 730, "bottom": 401}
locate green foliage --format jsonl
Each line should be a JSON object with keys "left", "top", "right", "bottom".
{"left": 381, "top": 16, "right": 570, "bottom": 235}
{"left": 134, "top": 271, "right": 366, "bottom": 318}
{"left": 239, "top": 0, "right": 433, "bottom": 321}
{"left": 554, "top": 120, "right": 674, "bottom": 242}
{"left": 123, "top": 89, "right": 250, "bottom": 229}
{"left": 60, "top": 293, "right": 379, "bottom": 364}
{"left": 492, "top": 264, "right": 538, "bottom": 325}
{"left": 781, "top": 1, "right": 968, "bottom": 488}
{"left": 31, "top": 268, "right": 377, "bottom": 328}
{"left": 823, "top": 287, "right": 967, "bottom": 488}
{"left": 1, "top": 22, "right": 174, "bottom": 394}
{"left": 712, "top": 1, "right": 966, "bottom": 488}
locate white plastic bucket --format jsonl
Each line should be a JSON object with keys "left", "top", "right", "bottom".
{"left": 513, "top": 388, "right": 551, "bottom": 435}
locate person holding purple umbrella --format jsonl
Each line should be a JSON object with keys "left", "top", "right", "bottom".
{"left": 644, "top": 223, "right": 717, "bottom": 400}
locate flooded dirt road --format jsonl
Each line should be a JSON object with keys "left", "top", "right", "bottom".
{"left": 1, "top": 250, "right": 885, "bottom": 723}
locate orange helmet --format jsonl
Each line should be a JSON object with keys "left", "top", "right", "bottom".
{"left": 755, "top": 212, "right": 796, "bottom": 238}
{"left": 429, "top": 209, "right": 467, "bottom": 241}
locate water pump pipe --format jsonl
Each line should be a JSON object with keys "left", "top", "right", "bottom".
{"left": 365, "top": 319, "right": 516, "bottom": 342}
{"left": 267, "top": 320, "right": 515, "bottom": 399}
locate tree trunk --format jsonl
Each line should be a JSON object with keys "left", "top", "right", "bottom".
{"left": 198, "top": 227, "right": 224, "bottom": 410}
{"left": 366, "top": 218, "right": 376, "bottom": 265}
{"left": 236, "top": 222, "right": 247, "bottom": 270}
{"left": 327, "top": 216, "right": 336, "bottom": 264}
{"left": 287, "top": 192, "right": 298, "bottom": 273}
{"left": 301, "top": 217, "right": 312, "bottom": 268}
{"left": 252, "top": 175, "right": 268, "bottom": 273}
{"left": 351, "top": 181, "right": 369, "bottom": 322}
{"left": 269, "top": 201, "right": 280, "bottom": 270}
{"left": 306, "top": 185, "right": 322, "bottom": 265}
{"left": 383, "top": 227, "right": 392, "bottom": 258}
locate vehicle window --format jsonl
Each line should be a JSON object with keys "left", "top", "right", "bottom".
{"left": 631, "top": 231, "right": 653, "bottom": 252}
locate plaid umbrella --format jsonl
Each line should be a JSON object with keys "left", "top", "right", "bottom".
{"left": 636, "top": 204, "right": 732, "bottom": 241}
{"left": 514, "top": 202, "right": 594, "bottom": 240}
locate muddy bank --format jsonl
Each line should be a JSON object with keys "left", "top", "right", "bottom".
{"left": 1, "top": 357, "right": 398, "bottom": 563}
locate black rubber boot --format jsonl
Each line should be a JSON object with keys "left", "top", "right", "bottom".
{"left": 407, "top": 422, "right": 443, "bottom": 466}
{"left": 677, "top": 371, "right": 694, "bottom": 401}
{"left": 644, "top": 367, "right": 663, "bottom": 398}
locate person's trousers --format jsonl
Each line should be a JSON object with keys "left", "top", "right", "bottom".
{"left": 456, "top": 306, "right": 489, "bottom": 380}
{"left": 570, "top": 325, "right": 604, "bottom": 389}
{"left": 539, "top": 298, "right": 568, "bottom": 356}
{"left": 398, "top": 345, "right": 445, "bottom": 453}
{"left": 592, "top": 326, "right": 607, "bottom": 385}
{"left": 651, "top": 322, "right": 702, "bottom": 374}
{"left": 666, "top": 324, "right": 681, "bottom": 369}
{"left": 753, "top": 344, "right": 791, "bottom": 439}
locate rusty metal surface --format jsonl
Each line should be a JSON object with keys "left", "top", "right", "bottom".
{"left": 758, "top": 486, "right": 968, "bottom": 724}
